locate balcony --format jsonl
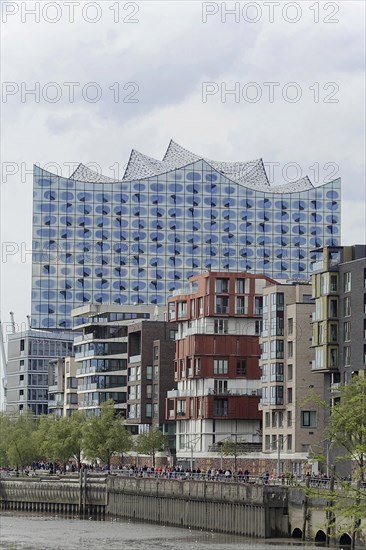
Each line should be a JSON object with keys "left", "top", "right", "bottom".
{"left": 74, "top": 333, "right": 94, "bottom": 344}
{"left": 129, "top": 354, "right": 141, "bottom": 364}
{"left": 235, "top": 307, "right": 248, "bottom": 315}
{"left": 216, "top": 306, "right": 229, "bottom": 314}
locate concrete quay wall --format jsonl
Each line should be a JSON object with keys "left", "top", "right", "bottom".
{"left": 0, "top": 475, "right": 288, "bottom": 538}
{"left": 106, "top": 477, "right": 288, "bottom": 538}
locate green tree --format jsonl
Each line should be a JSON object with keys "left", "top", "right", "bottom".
{"left": 37, "top": 411, "right": 85, "bottom": 469}
{"left": 82, "top": 400, "right": 132, "bottom": 469}
{"left": 221, "top": 437, "right": 247, "bottom": 473}
{"left": 1, "top": 411, "right": 40, "bottom": 471}
{"left": 305, "top": 375, "right": 366, "bottom": 549}
{"left": 136, "top": 427, "right": 168, "bottom": 468}
{"left": 326, "top": 375, "right": 366, "bottom": 548}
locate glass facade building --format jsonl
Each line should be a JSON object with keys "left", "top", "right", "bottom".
{"left": 32, "top": 141, "right": 341, "bottom": 329}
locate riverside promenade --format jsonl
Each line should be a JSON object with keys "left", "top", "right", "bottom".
{"left": 0, "top": 472, "right": 365, "bottom": 547}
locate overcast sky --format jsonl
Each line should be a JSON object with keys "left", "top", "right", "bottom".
{"left": 1, "top": 0, "right": 365, "bottom": 333}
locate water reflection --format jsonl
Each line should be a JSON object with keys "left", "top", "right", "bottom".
{"left": 0, "top": 512, "right": 348, "bottom": 550}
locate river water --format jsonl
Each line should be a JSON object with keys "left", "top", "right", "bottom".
{"left": 0, "top": 511, "right": 347, "bottom": 550}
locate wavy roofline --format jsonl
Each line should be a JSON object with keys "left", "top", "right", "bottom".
{"left": 34, "top": 163, "right": 340, "bottom": 194}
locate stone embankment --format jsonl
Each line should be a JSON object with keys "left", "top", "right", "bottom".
{"left": 1, "top": 473, "right": 365, "bottom": 547}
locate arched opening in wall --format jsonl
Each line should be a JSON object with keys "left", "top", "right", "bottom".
{"left": 314, "top": 530, "right": 326, "bottom": 543}
{"left": 339, "top": 533, "right": 352, "bottom": 546}
{"left": 291, "top": 528, "right": 302, "bottom": 539}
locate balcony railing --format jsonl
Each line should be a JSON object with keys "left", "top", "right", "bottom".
{"left": 129, "top": 354, "right": 141, "bottom": 364}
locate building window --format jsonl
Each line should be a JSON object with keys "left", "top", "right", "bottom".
{"left": 330, "top": 275, "right": 338, "bottom": 292}
{"left": 329, "top": 348, "right": 338, "bottom": 369}
{"left": 317, "top": 323, "right": 324, "bottom": 344}
{"left": 315, "top": 348, "right": 323, "bottom": 369}
{"left": 213, "top": 399, "right": 228, "bottom": 416}
{"left": 177, "top": 400, "right": 186, "bottom": 416}
{"left": 272, "top": 411, "right": 277, "bottom": 427}
{"left": 271, "top": 292, "right": 284, "bottom": 310}
{"left": 270, "top": 340, "right": 284, "bottom": 359}
{"left": 194, "top": 357, "right": 201, "bottom": 375}
{"left": 301, "top": 411, "right": 317, "bottom": 428}
{"left": 236, "top": 296, "right": 248, "bottom": 315}
{"left": 261, "top": 387, "right": 268, "bottom": 405}
{"left": 270, "top": 385, "right": 283, "bottom": 405}
{"left": 344, "top": 321, "right": 351, "bottom": 342}
{"left": 215, "top": 296, "right": 229, "bottom": 314}
{"left": 19, "top": 389, "right": 24, "bottom": 396}
{"left": 214, "top": 379, "right": 228, "bottom": 394}
{"left": 146, "top": 366, "right": 152, "bottom": 380}
{"left": 320, "top": 274, "right": 329, "bottom": 295}
{"left": 169, "top": 329, "right": 177, "bottom": 340}
{"left": 330, "top": 323, "right": 338, "bottom": 343}
{"left": 261, "top": 341, "right": 268, "bottom": 360}
{"left": 287, "top": 410, "right": 292, "bottom": 427}
{"left": 287, "top": 435, "right": 292, "bottom": 451}
{"left": 153, "top": 403, "right": 158, "bottom": 417}
{"left": 236, "top": 359, "right": 246, "bottom": 375}
{"left": 270, "top": 363, "right": 284, "bottom": 382}
{"left": 214, "top": 319, "right": 228, "bottom": 334}
{"left": 344, "top": 296, "right": 351, "bottom": 317}
{"left": 265, "top": 435, "right": 270, "bottom": 450}
{"left": 153, "top": 346, "right": 159, "bottom": 360}
{"left": 146, "top": 385, "right": 152, "bottom": 398}
{"left": 19, "top": 374, "right": 24, "bottom": 381}
{"left": 288, "top": 341, "right": 293, "bottom": 358}
{"left": 344, "top": 346, "right": 351, "bottom": 367}
{"left": 20, "top": 339, "right": 25, "bottom": 352}
{"left": 254, "top": 296, "right": 263, "bottom": 315}
{"left": 344, "top": 272, "right": 351, "bottom": 293}
{"left": 215, "top": 278, "right": 229, "bottom": 293}
{"left": 329, "top": 298, "right": 338, "bottom": 318}
{"left": 278, "top": 411, "right": 284, "bottom": 428}
{"left": 287, "top": 387, "right": 293, "bottom": 404}
{"left": 190, "top": 299, "right": 195, "bottom": 317}
{"left": 287, "top": 364, "right": 293, "bottom": 381}
{"left": 265, "top": 412, "right": 270, "bottom": 427}
{"left": 177, "top": 301, "right": 187, "bottom": 319}
{"left": 154, "top": 366, "right": 159, "bottom": 380}
{"left": 288, "top": 318, "right": 293, "bottom": 335}
{"left": 213, "top": 359, "right": 228, "bottom": 375}
{"left": 261, "top": 364, "right": 268, "bottom": 382}
{"left": 236, "top": 278, "right": 247, "bottom": 294}
{"left": 145, "top": 403, "right": 152, "bottom": 417}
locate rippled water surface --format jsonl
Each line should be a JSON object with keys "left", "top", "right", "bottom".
{"left": 0, "top": 512, "right": 343, "bottom": 550}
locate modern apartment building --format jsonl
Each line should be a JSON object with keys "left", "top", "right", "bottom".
{"left": 5, "top": 330, "right": 74, "bottom": 415}
{"left": 48, "top": 356, "right": 78, "bottom": 416}
{"left": 72, "top": 304, "right": 164, "bottom": 417}
{"left": 166, "top": 271, "right": 275, "bottom": 464}
{"left": 259, "top": 283, "right": 324, "bottom": 476}
{"left": 312, "top": 245, "right": 366, "bottom": 390}
{"left": 32, "top": 141, "right": 341, "bottom": 329}
{"left": 126, "top": 320, "right": 177, "bottom": 446}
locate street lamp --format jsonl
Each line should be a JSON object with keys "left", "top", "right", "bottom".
{"left": 275, "top": 434, "right": 288, "bottom": 478}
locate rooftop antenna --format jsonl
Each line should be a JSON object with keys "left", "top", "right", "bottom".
{"left": 9, "top": 312, "right": 15, "bottom": 334}
{"left": 26, "top": 315, "right": 31, "bottom": 330}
